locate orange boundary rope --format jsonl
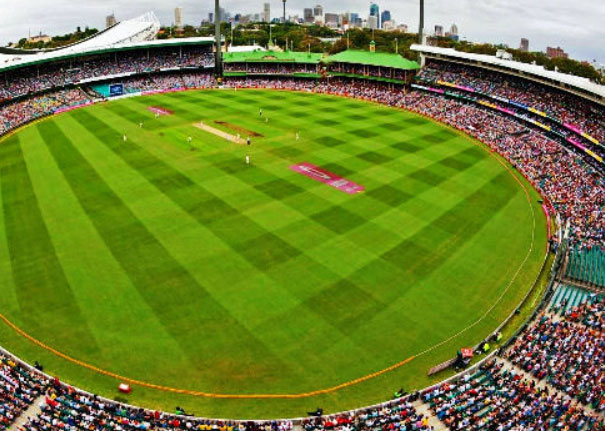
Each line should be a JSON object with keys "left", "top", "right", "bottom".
{"left": 0, "top": 311, "right": 414, "bottom": 399}
{"left": 0, "top": 88, "right": 546, "bottom": 400}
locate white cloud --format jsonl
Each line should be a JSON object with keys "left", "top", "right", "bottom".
{"left": 0, "top": 0, "right": 603, "bottom": 63}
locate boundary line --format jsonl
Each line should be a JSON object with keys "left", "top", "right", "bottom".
{"left": 0, "top": 87, "right": 544, "bottom": 399}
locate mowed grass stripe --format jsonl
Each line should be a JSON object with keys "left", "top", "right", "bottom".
{"left": 37, "top": 120, "right": 287, "bottom": 377}
{"left": 59, "top": 108, "right": 349, "bottom": 387}
{"left": 0, "top": 134, "right": 100, "bottom": 352}
{"left": 80, "top": 104, "right": 386, "bottom": 371}
{"left": 0, "top": 141, "right": 28, "bottom": 318}
{"left": 381, "top": 170, "right": 519, "bottom": 285}
{"left": 71, "top": 108, "right": 305, "bottom": 270}
{"left": 56, "top": 111, "right": 314, "bottom": 352}
{"left": 0, "top": 91, "right": 546, "bottom": 417}
{"left": 18, "top": 125, "right": 192, "bottom": 373}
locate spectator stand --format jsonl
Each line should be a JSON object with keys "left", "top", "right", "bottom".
{"left": 324, "top": 50, "right": 420, "bottom": 86}
{"left": 0, "top": 42, "right": 215, "bottom": 105}
{"left": 223, "top": 51, "right": 324, "bottom": 80}
{"left": 412, "top": 60, "right": 605, "bottom": 164}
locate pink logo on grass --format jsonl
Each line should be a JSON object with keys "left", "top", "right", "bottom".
{"left": 290, "top": 162, "right": 364, "bottom": 194}
{"left": 147, "top": 106, "right": 174, "bottom": 116}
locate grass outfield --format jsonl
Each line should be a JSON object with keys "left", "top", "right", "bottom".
{"left": 0, "top": 89, "right": 546, "bottom": 418}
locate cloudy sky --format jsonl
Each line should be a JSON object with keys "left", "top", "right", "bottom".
{"left": 1, "top": 0, "right": 603, "bottom": 63}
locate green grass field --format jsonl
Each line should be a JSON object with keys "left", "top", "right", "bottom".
{"left": 0, "top": 89, "right": 546, "bottom": 418}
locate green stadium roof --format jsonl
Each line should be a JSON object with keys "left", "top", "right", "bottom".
{"left": 222, "top": 50, "right": 323, "bottom": 64}
{"left": 325, "top": 49, "right": 420, "bottom": 70}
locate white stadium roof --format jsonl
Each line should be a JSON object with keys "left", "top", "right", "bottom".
{"left": 411, "top": 44, "right": 605, "bottom": 102}
{"left": 0, "top": 12, "right": 171, "bottom": 71}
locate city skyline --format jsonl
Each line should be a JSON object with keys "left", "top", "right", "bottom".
{"left": 0, "top": 0, "right": 603, "bottom": 64}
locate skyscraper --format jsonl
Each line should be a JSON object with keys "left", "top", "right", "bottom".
{"left": 174, "top": 7, "right": 183, "bottom": 28}
{"left": 304, "top": 8, "right": 314, "bottom": 23}
{"left": 520, "top": 38, "right": 529, "bottom": 52}
{"left": 263, "top": 3, "right": 270, "bottom": 23}
{"left": 434, "top": 25, "right": 443, "bottom": 36}
{"left": 369, "top": 3, "right": 380, "bottom": 28}
{"left": 313, "top": 5, "right": 323, "bottom": 19}
{"left": 105, "top": 14, "right": 116, "bottom": 28}
{"left": 450, "top": 23, "right": 458, "bottom": 35}
{"left": 380, "top": 10, "right": 391, "bottom": 28}
{"left": 324, "top": 13, "right": 339, "bottom": 27}
{"left": 368, "top": 15, "right": 378, "bottom": 30}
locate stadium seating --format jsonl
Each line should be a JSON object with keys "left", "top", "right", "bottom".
{"left": 422, "top": 359, "right": 602, "bottom": 430}
{"left": 0, "top": 354, "right": 48, "bottom": 431}
{"left": 0, "top": 47, "right": 214, "bottom": 102}
{"left": 549, "top": 284, "right": 601, "bottom": 313}
{"left": 416, "top": 60, "right": 605, "bottom": 143}
{"left": 0, "top": 51, "right": 603, "bottom": 427}
{"left": 506, "top": 298, "right": 604, "bottom": 412}
{"left": 565, "top": 246, "right": 605, "bottom": 287}
{"left": 301, "top": 398, "right": 431, "bottom": 431}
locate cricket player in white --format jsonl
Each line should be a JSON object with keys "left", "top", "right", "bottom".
{"left": 246, "top": 155, "right": 250, "bottom": 165}
{"left": 139, "top": 122, "right": 143, "bottom": 128}
{"left": 123, "top": 135, "right": 127, "bottom": 142}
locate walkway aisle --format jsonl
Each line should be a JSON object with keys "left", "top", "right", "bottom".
{"left": 12, "top": 394, "right": 45, "bottom": 430}
{"left": 411, "top": 399, "right": 447, "bottom": 431}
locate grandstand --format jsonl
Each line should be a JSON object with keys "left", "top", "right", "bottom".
{"left": 0, "top": 10, "right": 602, "bottom": 429}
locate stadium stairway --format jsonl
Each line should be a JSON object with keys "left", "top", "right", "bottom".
{"left": 411, "top": 400, "right": 447, "bottom": 431}
{"left": 548, "top": 283, "right": 601, "bottom": 314}
{"left": 12, "top": 394, "right": 45, "bottom": 430}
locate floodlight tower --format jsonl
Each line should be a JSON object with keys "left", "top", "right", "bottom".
{"left": 418, "top": 0, "right": 424, "bottom": 45}
{"left": 282, "top": 0, "right": 287, "bottom": 23}
{"left": 215, "top": 0, "right": 223, "bottom": 78}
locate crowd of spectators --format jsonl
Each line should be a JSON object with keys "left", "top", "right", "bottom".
{"left": 22, "top": 382, "right": 294, "bottom": 431}
{"left": 417, "top": 60, "right": 605, "bottom": 143}
{"left": 0, "top": 352, "right": 295, "bottom": 431}
{"left": 0, "top": 88, "right": 90, "bottom": 135}
{"left": 0, "top": 70, "right": 602, "bottom": 431}
{"left": 224, "top": 64, "right": 318, "bottom": 75}
{"left": 301, "top": 398, "right": 431, "bottom": 431}
{"left": 224, "top": 78, "right": 316, "bottom": 91}
{"left": 0, "top": 48, "right": 214, "bottom": 101}
{"left": 506, "top": 298, "right": 604, "bottom": 412}
{"left": 118, "top": 72, "right": 216, "bottom": 94}
{"left": 422, "top": 359, "right": 602, "bottom": 430}
{"left": 329, "top": 64, "right": 409, "bottom": 81}
{"left": 0, "top": 354, "right": 48, "bottom": 430}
